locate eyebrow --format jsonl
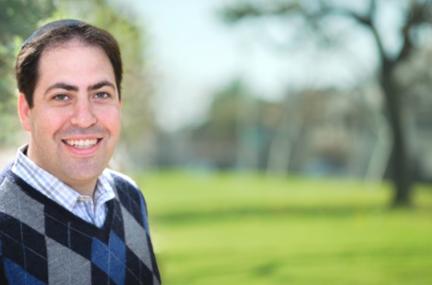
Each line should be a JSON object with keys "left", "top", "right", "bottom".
{"left": 44, "top": 80, "right": 116, "bottom": 95}
{"left": 45, "top": 82, "right": 78, "bottom": 95}
{"left": 88, "top": 80, "right": 116, "bottom": 92}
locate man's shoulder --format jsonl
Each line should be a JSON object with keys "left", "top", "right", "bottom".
{"left": 105, "top": 169, "right": 149, "bottom": 227}
{"left": 104, "top": 168, "right": 144, "bottom": 202}
{"left": 104, "top": 168, "right": 139, "bottom": 189}
{"left": 0, "top": 166, "right": 43, "bottom": 231}
{"left": 0, "top": 166, "right": 19, "bottom": 210}
{"left": 0, "top": 162, "right": 13, "bottom": 186}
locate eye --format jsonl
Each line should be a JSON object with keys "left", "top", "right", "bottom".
{"left": 94, "top": 92, "right": 112, "bottom": 99}
{"left": 52, "top": 94, "right": 70, "bottom": 101}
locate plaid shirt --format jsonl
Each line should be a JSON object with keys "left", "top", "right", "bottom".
{"left": 11, "top": 146, "right": 116, "bottom": 228}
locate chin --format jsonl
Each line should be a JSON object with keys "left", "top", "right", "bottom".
{"left": 64, "top": 164, "right": 105, "bottom": 182}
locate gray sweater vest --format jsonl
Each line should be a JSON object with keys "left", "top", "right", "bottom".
{"left": 0, "top": 167, "right": 161, "bottom": 285}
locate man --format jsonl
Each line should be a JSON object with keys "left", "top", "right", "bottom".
{"left": 0, "top": 19, "right": 161, "bottom": 285}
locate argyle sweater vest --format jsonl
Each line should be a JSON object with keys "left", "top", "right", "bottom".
{"left": 0, "top": 166, "right": 161, "bottom": 285}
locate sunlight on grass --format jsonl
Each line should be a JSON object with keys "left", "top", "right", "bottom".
{"left": 135, "top": 171, "right": 432, "bottom": 285}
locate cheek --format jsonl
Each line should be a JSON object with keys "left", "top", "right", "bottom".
{"left": 96, "top": 107, "right": 121, "bottom": 134}
{"left": 33, "top": 110, "right": 71, "bottom": 139}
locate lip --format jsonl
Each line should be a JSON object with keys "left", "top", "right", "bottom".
{"left": 61, "top": 136, "right": 103, "bottom": 157}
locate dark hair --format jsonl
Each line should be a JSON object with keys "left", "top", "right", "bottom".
{"left": 15, "top": 19, "right": 123, "bottom": 107}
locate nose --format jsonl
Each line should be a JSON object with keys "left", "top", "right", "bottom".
{"left": 70, "top": 98, "right": 97, "bottom": 128}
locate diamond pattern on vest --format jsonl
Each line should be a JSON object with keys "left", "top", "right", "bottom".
{"left": 0, "top": 170, "right": 161, "bottom": 285}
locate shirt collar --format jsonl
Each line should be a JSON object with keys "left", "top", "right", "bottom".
{"left": 11, "top": 145, "right": 116, "bottom": 211}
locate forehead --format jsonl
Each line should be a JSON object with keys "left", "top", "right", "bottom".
{"left": 37, "top": 39, "right": 115, "bottom": 86}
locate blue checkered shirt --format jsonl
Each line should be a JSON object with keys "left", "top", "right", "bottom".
{"left": 11, "top": 145, "right": 116, "bottom": 228}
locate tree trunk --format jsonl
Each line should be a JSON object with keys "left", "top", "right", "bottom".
{"left": 380, "top": 63, "right": 413, "bottom": 207}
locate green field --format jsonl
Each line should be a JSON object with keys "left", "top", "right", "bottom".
{"left": 135, "top": 172, "right": 432, "bottom": 285}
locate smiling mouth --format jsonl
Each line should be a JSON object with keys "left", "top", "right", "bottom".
{"left": 62, "top": 138, "right": 102, "bottom": 149}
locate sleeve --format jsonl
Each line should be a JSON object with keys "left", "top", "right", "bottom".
{"left": 110, "top": 169, "right": 152, "bottom": 234}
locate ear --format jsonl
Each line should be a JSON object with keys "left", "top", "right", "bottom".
{"left": 17, "top": 93, "right": 32, "bottom": 131}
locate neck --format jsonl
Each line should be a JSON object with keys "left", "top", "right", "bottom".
{"left": 65, "top": 179, "right": 97, "bottom": 197}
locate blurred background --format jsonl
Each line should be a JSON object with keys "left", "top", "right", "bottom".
{"left": 1, "top": 0, "right": 432, "bottom": 284}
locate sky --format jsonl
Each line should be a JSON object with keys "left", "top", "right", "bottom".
{"left": 112, "top": 0, "right": 379, "bottom": 131}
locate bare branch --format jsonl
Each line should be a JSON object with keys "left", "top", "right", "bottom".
{"left": 220, "top": 2, "right": 301, "bottom": 23}
{"left": 318, "top": 2, "right": 388, "bottom": 66}
{"left": 395, "top": 1, "right": 432, "bottom": 63}
{"left": 220, "top": 0, "right": 432, "bottom": 68}
{"left": 367, "top": 0, "right": 377, "bottom": 18}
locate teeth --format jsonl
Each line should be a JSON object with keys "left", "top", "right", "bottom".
{"left": 65, "top": 139, "right": 98, "bottom": 149}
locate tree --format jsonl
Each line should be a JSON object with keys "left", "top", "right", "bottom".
{"left": 221, "top": 0, "right": 432, "bottom": 207}
{"left": 189, "top": 80, "right": 276, "bottom": 170}
{"left": 0, "top": 0, "right": 55, "bottom": 144}
{"left": 190, "top": 80, "right": 251, "bottom": 169}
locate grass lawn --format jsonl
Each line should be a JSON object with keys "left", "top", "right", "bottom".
{"left": 135, "top": 172, "right": 432, "bottom": 285}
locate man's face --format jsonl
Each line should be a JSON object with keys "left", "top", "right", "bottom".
{"left": 18, "top": 39, "right": 121, "bottom": 194}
